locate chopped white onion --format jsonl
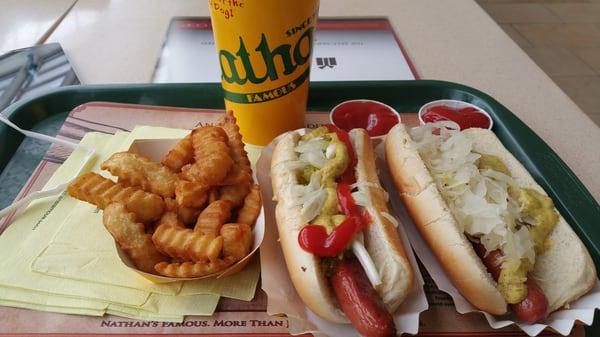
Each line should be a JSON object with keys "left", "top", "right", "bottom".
{"left": 291, "top": 171, "right": 321, "bottom": 199}
{"left": 351, "top": 181, "right": 380, "bottom": 190}
{"left": 299, "top": 150, "right": 327, "bottom": 169}
{"left": 504, "top": 226, "right": 535, "bottom": 264}
{"left": 325, "top": 143, "right": 337, "bottom": 159}
{"left": 295, "top": 137, "right": 328, "bottom": 153}
{"left": 298, "top": 188, "right": 327, "bottom": 222}
{"left": 290, "top": 136, "right": 336, "bottom": 222}
{"left": 351, "top": 236, "right": 382, "bottom": 288}
{"left": 294, "top": 136, "right": 330, "bottom": 169}
{"left": 275, "top": 160, "right": 308, "bottom": 172}
{"left": 350, "top": 181, "right": 389, "bottom": 202}
{"left": 481, "top": 169, "right": 512, "bottom": 182}
{"left": 381, "top": 211, "right": 399, "bottom": 227}
{"left": 351, "top": 190, "right": 371, "bottom": 208}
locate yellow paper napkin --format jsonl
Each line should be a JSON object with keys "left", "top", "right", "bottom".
{"left": 0, "top": 285, "right": 108, "bottom": 312}
{"left": 32, "top": 203, "right": 182, "bottom": 296}
{"left": 0, "top": 299, "right": 105, "bottom": 317}
{"left": 0, "top": 132, "right": 151, "bottom": 307}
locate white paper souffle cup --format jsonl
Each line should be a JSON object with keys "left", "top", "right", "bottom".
{"left": 418, "top": 99, "right": 493, "bottom": 130}
{"left": 329, "top": 99, "right": 401, "bottom": 141}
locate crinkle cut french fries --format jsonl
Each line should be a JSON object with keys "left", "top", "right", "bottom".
{"left": 67, "top": 111, "right": 262, "bottom": 278}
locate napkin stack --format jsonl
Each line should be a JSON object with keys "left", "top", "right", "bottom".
{"left": 0, "top": 127, "right": 261, "bottom": 322}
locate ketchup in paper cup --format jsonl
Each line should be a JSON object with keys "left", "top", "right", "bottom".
{"left": 418, "top": 99, "right": 493, "bottom": 130}
{"left": 330, "top": 99, "right": 401, "bottom": 139}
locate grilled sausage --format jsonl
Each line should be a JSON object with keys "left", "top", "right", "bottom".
{"left": 474, "top": 245, "right": 503, "bottom": 280}
{"left": 474, "top": 243, "right": 549, "bottom": 323}
{"left": 330, "top": 256, "right": 396, "bottom": 337}
{"left": 512, "top": 279, "right": 549, "bottom": 324}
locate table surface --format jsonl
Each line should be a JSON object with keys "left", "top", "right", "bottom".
{"left": 0, "top": 0, "right": 76, "bottom": 55}
{"left": 4, "top": 0, "right": 600, "bottom": 203}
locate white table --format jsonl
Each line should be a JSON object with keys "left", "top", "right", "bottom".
{"left": 0, "top": 0, "right": 76, "bottom": 55}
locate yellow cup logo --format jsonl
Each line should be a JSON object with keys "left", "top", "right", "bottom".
{"left": 219, "top": 28, "right": 313, "bottom": 103}
{"left": 210, "top": 0, "right": 319, "bottom": 145}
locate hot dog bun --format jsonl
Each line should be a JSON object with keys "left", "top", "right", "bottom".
{"left": 271, "top": 128, "right": 413, "bottom": 323}
{"left": 385, "top": 124, "right": 596, "bottom": 316}
{"left": 349, "top": 129, "right": 414, "bottom": 310}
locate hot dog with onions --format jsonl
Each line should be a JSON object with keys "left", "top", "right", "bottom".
{"left": 385, "top": 122, "right": 596, "bottom": 323}
{"left": 271, "top": 126, "right": 413, "bottom": 337}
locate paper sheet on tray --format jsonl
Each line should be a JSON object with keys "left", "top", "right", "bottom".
{"left": 256, "top": 130, "right": 428, "bottom": 336}
{"left": 1, "top": 285, "right": 220, "bottom": 322}
{"left": 0, "top": 299, "right": 105, "bottom": 317}
{"left": 378, "top": 141, "right": 600, "bottom": 336}
{"left": 0, "top": 285, "right": 108, "bottom": 312}
{"left": 0, "top": 132, "right": 150, "bottom": 306}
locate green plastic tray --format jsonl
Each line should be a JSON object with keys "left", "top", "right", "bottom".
{"left": 1, "top": 81, "right": 599, "bottom": 335}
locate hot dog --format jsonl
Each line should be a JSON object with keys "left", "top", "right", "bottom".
{"left": 385, "top": 122, "right": 597, "bottom": 323}
{"left": 271, "top": 126, "right": 413, "bottom": 336}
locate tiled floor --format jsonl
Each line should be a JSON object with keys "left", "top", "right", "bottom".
{"left": 477, "top": 0, "right": 600, "bottom": 127}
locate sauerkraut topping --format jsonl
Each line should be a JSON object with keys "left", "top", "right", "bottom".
{"left": 409, "top": 123, "right": 528, "bottom": 260}
{"left": 410, "top": 123, "right": 558, "bottom": 303}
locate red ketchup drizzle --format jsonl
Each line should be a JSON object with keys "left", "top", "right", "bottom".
{"left": 336, "top": 182, "right": 371, "bottom": 226}
{"left": 298, "top": 127, "right": 369, "bottom": 257}
{"left": 298, "top": 218, "right": 362, "bottom": 257}
{"left": 336, "top": 183, "right": 360, "bottom": 217}
{"left": 331, "top": 101, "right": 399, "bottom": 137}
{"left": 422, "top": 105, "right": 491, "bottom": 130}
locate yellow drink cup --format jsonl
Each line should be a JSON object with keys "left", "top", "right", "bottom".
{"left": 209, "top": 0, "right": 319, "bottom": 145}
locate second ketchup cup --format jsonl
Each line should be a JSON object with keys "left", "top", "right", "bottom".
{"left": 418, "top": 99, "right": 493, "bottom": 130}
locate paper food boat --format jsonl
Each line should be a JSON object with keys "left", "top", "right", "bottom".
{"left": 112, "top": 138, "right": 265, "bottom": 283}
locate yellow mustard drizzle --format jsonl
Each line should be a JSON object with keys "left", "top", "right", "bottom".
{"left": 299, "top": 127, "right": 350, "bottom": 233}
{"left": 477, "top": 154, "right": 559, "bottom": 304}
